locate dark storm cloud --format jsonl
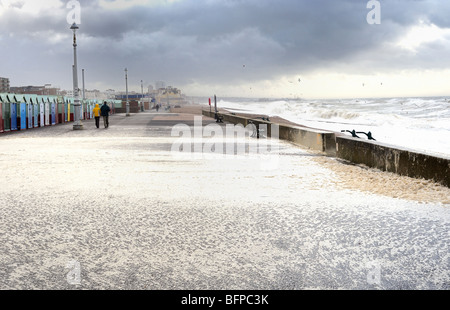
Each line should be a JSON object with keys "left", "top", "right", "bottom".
{"left": 78, "top": 0, "right": 450, "bottom": 85}
{"left": 1, "top": 0, "right": 449, "bottom": 92}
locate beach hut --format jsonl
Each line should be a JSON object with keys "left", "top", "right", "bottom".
{"left": 64, "top": 97, "right": 69, "bottom": 122}
{"left": 43, "top": 96, "right": 50, "bottom": 126}
{"left": 87, "top": 100, "right": 92, "bottom": 120}
{"left": 57, "top": 96, "right": 65, "bottom": 124}
{"left": 84, "top": 99, "right": 89, "bottom": 120}
{"left": 0, "top": 95, "right": 3, "bottom": 133}
{"left": 36, "top": 96, "right": 45, "bottom": 127}
{"left": 79, "top": 99, "right": 84, "bottom": 120}
{"left": 8, "top": 94, "right": 18, "bottom": 131}
{"left": 114, "top": 100, "right": 122, "bottom": 114}
{"left": 49, "top": 96, "right": 57, "bottom": 125}
{"left": 11, "top": 94, "right": 27, "bottom": 131}
{"left": 22, "top": 94, "right": 35, "bottom": 129}
{"left": 53, "top": 96, "right": 59, "bottom": 124}
{"left": 82, "top": 99, "right": 87, "bottom": 120}
{"left": 0, "top": 93, "right": 5, "bottom": 133}
{"left": 0, "top": 93, "right": 15, "bottom": 132}
{"left": 4, "top": 94, "right": 11, "bottom": 132}
{"left": 68, "top": 97, "right": 74, "bottom": 122}
{"left": 89, "top": 100, "right": 94, "bottom": 118}
{"left": 22, "top": 94, "right": 30, "bottom": 129}
{"left": 32, "top": 95, "right": 39, "bottom": 128}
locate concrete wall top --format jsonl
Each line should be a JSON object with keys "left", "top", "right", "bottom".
{"left": 336, "top": 135, "right": 450, "bottom": 188}
{"left": 337, "top": 135, "right": 450, "bottom": 161}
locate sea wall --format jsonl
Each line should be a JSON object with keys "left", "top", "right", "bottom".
{"left": 202, "top": 109, "right": 450, "bottom": 188}
{"left": 202, "top": 110, "right": 336, "bottom": 154}
{"left": 336, "top": 136, "right": 450, "bottom": 188}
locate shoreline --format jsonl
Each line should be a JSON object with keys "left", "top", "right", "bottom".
{"left": 169, "top": 104, "right": 450, "bottom": 191}
{"left": 171, "top": 103, "right": 450, "bottom": 157}
{"left": 169, "top": 104, "right": 308, "bottom": 128}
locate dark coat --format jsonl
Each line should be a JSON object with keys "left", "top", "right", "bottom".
{"left": 100, "top": 104, "right": 111, "bottom": 116}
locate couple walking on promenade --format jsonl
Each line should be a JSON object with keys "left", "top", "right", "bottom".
{"left": 93, "top": 101, "right": 111, "bottom": 129}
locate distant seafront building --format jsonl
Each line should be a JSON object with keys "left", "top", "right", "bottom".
{"left": 0, "top": 77, "right": 10, "bottom": 93}
{"left": 84, "top": 89, "right": 108, "bottom": 101}
{"left": 11, "top": 84, "right": 61, "bottom": 96}
{"left": 112, "top": 81, "right": 187, "bottom": 109}
{"left": 155, "top": 86, "right": 186, "bottom": 105}
{"left": 105, "top": 89, "right": 116, "bottom": 99}
{"left": 155, "top": 81, "right": 166, "bottom": 91}
{"left": 62, "top": 88, "right": 109, "bottom": 101}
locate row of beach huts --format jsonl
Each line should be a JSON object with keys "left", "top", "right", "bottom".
{"left": 0, "top": 93, "right": 122, "bottom": 133}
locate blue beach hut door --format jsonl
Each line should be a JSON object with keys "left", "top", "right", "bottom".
{"left": 10, "top": 103, "right": 17, "bottom": 131}
{"left": 20, "top": 102, "right": 26, "bottom": 130}
{"left": 51, "top": 102, "right": 56, "bottom": 125}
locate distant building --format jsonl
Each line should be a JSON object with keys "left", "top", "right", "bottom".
{"left": 155, "top": 86, "right": 186, "bottom": 105}
{"left": 116, "top": 90, "right": 136, "bottom": 98}
{"left": 115, "top": 92, "right": 147, "bottom": 100}
{"left": 84, "top": 89, "right": 108, "bottom": 100}
{"left": 155, "top": 81, "right": 166, "bottom": 90}
{"left": 105, "top": 89, "right": 116, "bottom": 99}
{"left": 10, "top": 84, "right": 61, "bottom": 96}
{"left": 61, "top": 88, "right": 109, "bottom": 100}
{"left": 0, "top": 77, "right": 10, "bottom": 93}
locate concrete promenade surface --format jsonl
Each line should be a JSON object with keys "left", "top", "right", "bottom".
{"left": 0, "top": 110, "right": 449, "bottom": 290}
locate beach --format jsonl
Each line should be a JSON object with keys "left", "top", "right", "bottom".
{"left": 0, "top": 109, "right": 448, "bottom": 290}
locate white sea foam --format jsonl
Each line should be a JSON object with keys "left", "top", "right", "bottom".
{"left": 217, "top": 96, "right": 450, "bottom": 158}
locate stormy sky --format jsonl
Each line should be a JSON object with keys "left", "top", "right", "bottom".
{"left": 1, "top": 0, "right": 450, "bottom": 99}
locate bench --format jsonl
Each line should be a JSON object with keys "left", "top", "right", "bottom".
{"left": 248, "top": 120, "right": 266, "bottom": 139}
{"left": 215, "top": 113, "right": 224, "bottom": 123}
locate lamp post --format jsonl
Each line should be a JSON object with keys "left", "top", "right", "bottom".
{"left": 125, "top": 68, "right": 130, "bottom": 116}
{"left": 82, "top": 68, "right": 86, "bottom": 119}
{"left": 70, "top": 22, "right": 83, "bottom": 130}
{"left": 82, "top": 69, "right": 85, "bottom": 101}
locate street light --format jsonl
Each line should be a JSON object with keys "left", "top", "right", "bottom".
{"left": 125, "top": 68, "right": 130, "bottom": 116}
{"left": 82, "top": 69, "right": 86, "bottom": 101}
{"left": 82, "top": 68, "right": 86, "bottom": 119}
{"left": 70, "top": 22, "right": 83, "bottom": 130}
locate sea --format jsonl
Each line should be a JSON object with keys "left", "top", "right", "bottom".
{"left": 198, "top": 96, "right": 450, "bottom": 159}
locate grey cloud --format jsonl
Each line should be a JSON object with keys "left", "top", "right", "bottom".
{"left": 2, "top": 0, "right": 450, "bottom": 93}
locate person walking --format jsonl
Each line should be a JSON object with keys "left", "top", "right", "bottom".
{"left": 93, "top": 103, "right": 101, "bottom": 128}
{"left": 100, "top": 101, "right": 111, "bottom": 128}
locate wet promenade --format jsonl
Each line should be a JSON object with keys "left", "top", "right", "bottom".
{"left": 0, "top": 111, "right": 448, "bottom": 290}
